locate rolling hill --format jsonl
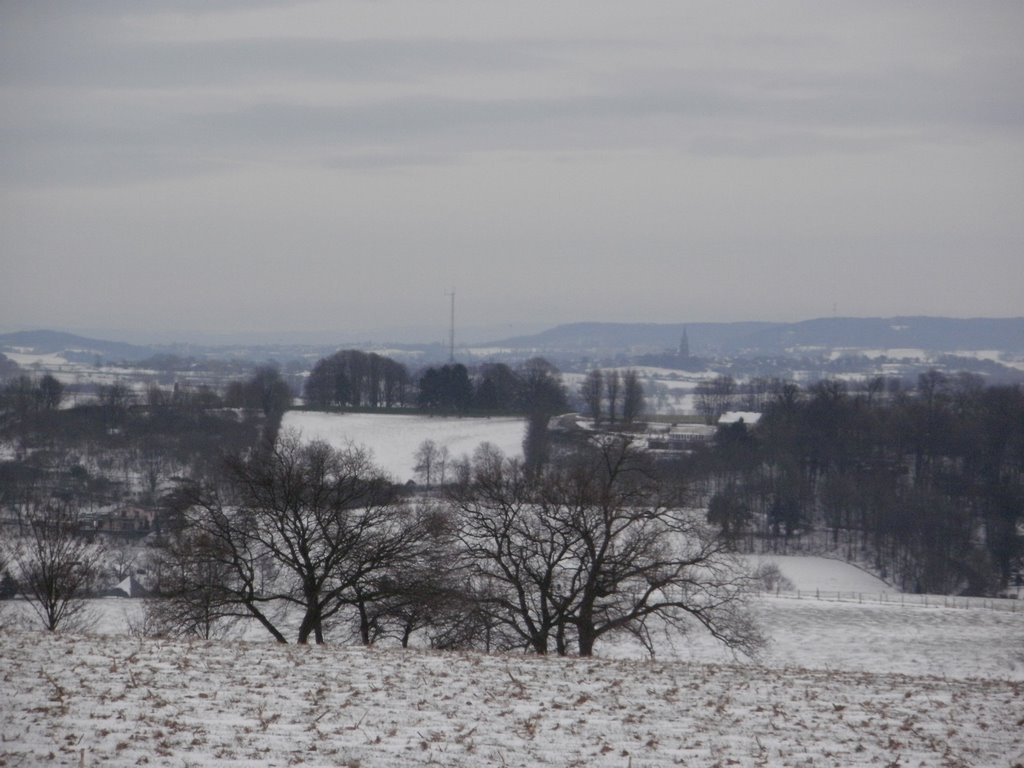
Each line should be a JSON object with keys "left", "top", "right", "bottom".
{"left": 484, "top": 316, "right": 1024, "bottom": 357}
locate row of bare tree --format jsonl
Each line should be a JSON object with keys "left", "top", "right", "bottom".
{"left": 148, "top": 432, "right": 760, "bottom": 656}
{"left": 579, "top": 368, "right": 645, "bottom": 426}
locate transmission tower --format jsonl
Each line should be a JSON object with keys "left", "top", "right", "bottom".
{"left": 445, "top": 289, "right": 455, "bottom": 363}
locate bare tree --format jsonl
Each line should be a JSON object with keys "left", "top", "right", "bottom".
{"left": 514, "top": 358, "right": 568, "bottom": 476}
{"left": 522, "top": 413, "right": 552, "bottom": 478}
{"left": 0, "top": 529, "right": 13, "bottom": 629}
{"left": 706, "top": 485, "right": 753, "bottom": 547}
{"left": 38, "top": 374, "right": 64, "bottom": 411}
{"left": 349, "top": 502, "right": 483, "bottom": 649}
{"left": 414, "top": 439, "right": 440, "bottom": 487}
{"left": 97, "top": 381, "right": 134, "bottom": 413}
{"left": 435, "top": 445, "right": 450, "bottom": 486}
{"left": 143, "top": 530, "right": 243, "bottom": 639}
{"left": 580, "top": 369, "right": 604, "bottom": 423}
{"left": 447, "top": 437, "right": 762, "bottom": 657}
{"left": 605, "top": 370, "right": 621, "bottom": 424}
{"left": 517, "top": 357, "right": 567, "bottom": 416}
{"left": 108, "top": 547, "right": 137, "bottom": 581}
{"left": 621, "top": 369, "right": 644, "bottom": 426}
{"left": 173, "top": 431, "right": 423, "bottom": 644}
{"left": 12, "top": 501, "right": 105, "bottom": 632}
{"left": 695, "top": 375, "right": 736, "bottom": 425}
{"left": 446, "top": 443, "right": 569, "bottom": 653}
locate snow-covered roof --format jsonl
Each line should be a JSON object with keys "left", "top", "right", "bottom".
{"left": 718, "top": 411, "right": 762, "bottom": 425}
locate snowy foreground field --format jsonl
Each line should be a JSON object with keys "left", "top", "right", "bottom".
{"left": 3, "top": 582, "right": 1023, "bottom": 767}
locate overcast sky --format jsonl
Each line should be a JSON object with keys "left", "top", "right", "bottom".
{"left": 2, "top": 1, "right": 1022, "bottom": 343}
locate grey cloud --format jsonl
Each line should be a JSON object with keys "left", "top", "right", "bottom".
{"left": 0, "top": 95, "right": 1004, "bottom": 188}
{"left": 0, "top": 31, "right": 554, "bottom": 89}
{"left": 8, "top": 61, "right": 1016, "bottom": 187}
{"left": 4, "top": 2, "right": 1021, "bottom": 189}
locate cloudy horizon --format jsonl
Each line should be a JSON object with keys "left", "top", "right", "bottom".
{"left": 2, "top": 1, "right": 1022, "bottom": 344}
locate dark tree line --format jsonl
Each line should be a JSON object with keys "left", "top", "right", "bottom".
{"left": 417, "top": 363, "right": 475, "bottom": 412}
{"left": 224, "top": 366, "right": 294, "bottom": 418}
{"left": 579, "top": 368, "right": 644, "bottom": 426}
{"left": 417, "top": 358, "right": 568, "bottom": 418}
{"left": 0, "top": 353, "right": 19, "bottom": 381}
{"left": 304, "top": 350, "right": 412, "bottom": 409}
{"left": 303, "top": 351, "right": 569, "bottom": 419}
{"left": 695, "top": 373, "right": 1024, "bottom": 595}
{"left": 0, "top": 374, "right": 65, "bottom": 425}
{"left": 695, "top": 375, "right": 737, "bottom": 425}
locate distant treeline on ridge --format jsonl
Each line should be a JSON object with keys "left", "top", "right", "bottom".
{"left": 303, "top": 349, "right": 567, "bottom": 415}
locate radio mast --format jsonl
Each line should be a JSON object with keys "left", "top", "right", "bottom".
{"left": 446, "top": 289, "right": 455, "bottom": 363}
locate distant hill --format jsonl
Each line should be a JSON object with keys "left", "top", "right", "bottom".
{"left": 489, "top": 322, "right": 774, "bottom": 356}
{"left": 0, "top": 330, "right": 155, "bottom": 362}
{"left": 742, "top": 317, "right": 1024, "bottom": 354}
{"left": 485, "top": 317, "right": 1024, "bottom": 357}
{"left": 3, "top": 317, "right": 1023, "bottom": 370}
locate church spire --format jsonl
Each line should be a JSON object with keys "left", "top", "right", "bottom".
{"left": 678, "top": 327, "right": 690, "bottom": 359}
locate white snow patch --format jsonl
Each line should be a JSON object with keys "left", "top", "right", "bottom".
{"left": 718, "top": 411, "right": 761, "bottom": 425}
{"left": 2, "top": 350, "right": 72, "bottom": 366}
{"left": 748, "top": 554, "right": 890, "bottom": 593}
{"left": 282, "top": 411, "right": 526, "bottom": 482}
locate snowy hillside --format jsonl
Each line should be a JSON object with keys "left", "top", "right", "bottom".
{"left": 749, "top": 555, "right": 891, "bottom": 593}
{"left": 2, "top": 573, "right": 1022, "bottom": 767}
{"left": 2, "top": 598, "right": 1022, "bottom": 768}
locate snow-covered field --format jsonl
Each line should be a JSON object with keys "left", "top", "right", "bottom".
{"left": 2, "top": 552, "right": 1023, "bottom": 767}
{"left": 282, "top": 412, "right": 527, "bottom": 482}
{"left": 749, "top": 555, "right": 891, "bottom": 593}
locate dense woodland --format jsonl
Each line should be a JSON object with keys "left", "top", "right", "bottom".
{"left": 303, "top": 349, "right": 569, "bottom": 417}
{"left": 685, "top": 372, "right": 1024, "bottom": 596}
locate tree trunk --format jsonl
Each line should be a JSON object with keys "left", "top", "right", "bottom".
{"left": 555, "top": 621, "right": 568, "bottom": 656}
{"left": 577, "top": 603, "right": 597, "bottom": 656}
{"left": 530, "top": 631, "right": 549, "bottom": 655}
{"left": 577, "top": 624, "right": 597, "bottom": 657}
{"left": 358, "top": 600, "right": 372, "bottom": 646}
{"left": 246, "top": 603, "right": 288, "bottom": 643}
{"left": 297, "top": 607, "right": 321, "bottom": 644}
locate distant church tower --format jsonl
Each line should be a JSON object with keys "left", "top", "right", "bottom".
{"left": 678, "top": 327, "right": 690, "bottom": 359}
